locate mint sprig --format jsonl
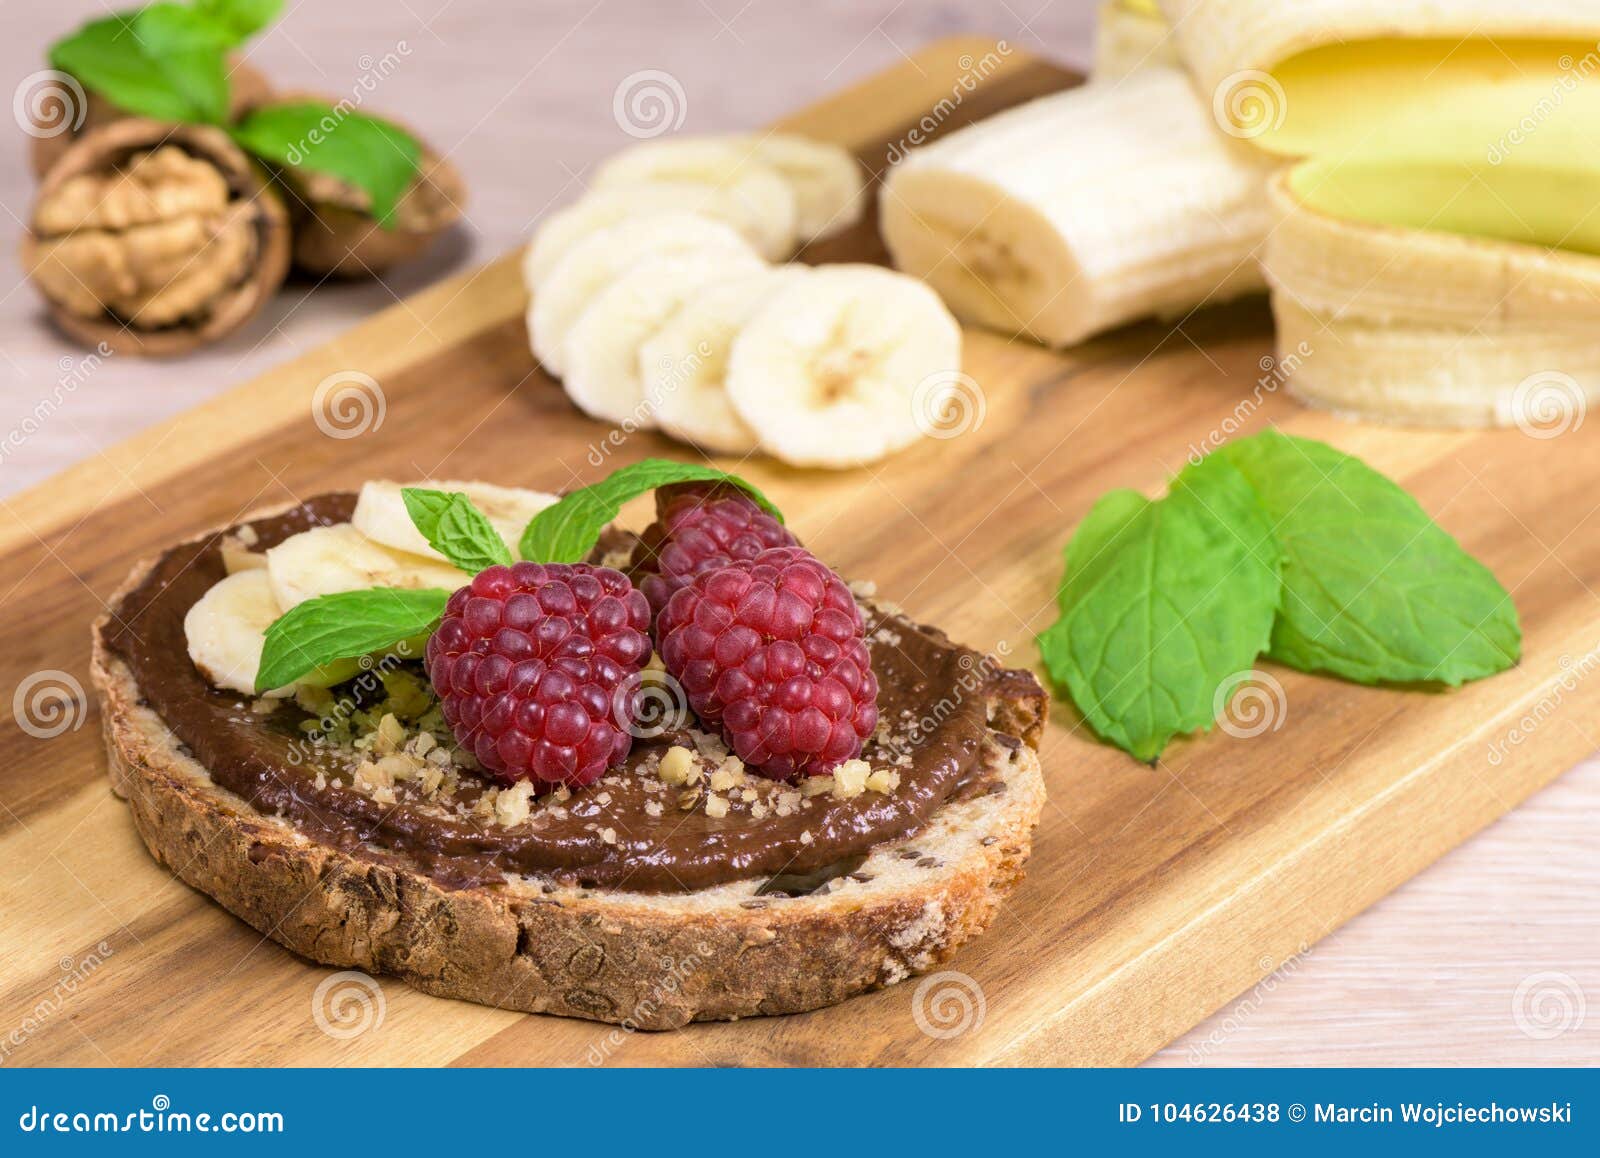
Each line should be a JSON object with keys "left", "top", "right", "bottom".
{"left": 255, "top": 587, "right": 449, "bottom": 693}
{"left": 1038, "top": 453, "right": 1282, "bottom": 762}
{"left": 1219, "top": 432, "right": 1521, "bottom": 686}
{"left": 1038, "top": 432, "right": 1520, "bottom": 761}
{"left": 520, "top": 459, "right": 782, "bottom": 563}
{"left": 402, "top": 487, "right": 513, "bottom": 573}
{"left": 45, "top": 2, "right": 421, "bottom": 230}
{"left": 231, "top": 102, "right": 423, "bottom": 227}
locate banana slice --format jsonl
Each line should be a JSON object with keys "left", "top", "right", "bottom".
{"left": 351, "top": 480, "right": 560, "bottom": 563}
{"left": 525, "top": 180, "right": 791, "bottom": 290}
{"left": 591, "top": 147, "right": 799, "bottom": 261}
{"left": 742, "top": 134, "right": 866, "bottom": 242}
{"left": 530, "top": 212, "right": 755, "bottom": 376}
{"left": 724, "top": 264, "right": 962, "bottom": 468}
{"left": 563, "top": 249, "right": 766, "bottom": 427}
{"left": 266, "top": 523, "right": 467, "bottom": 610}
{"left": 640, "top": 264, "right": 813, "bottom": 455}
{"left": 184, "top": 569, "right": 294, "bottom": 697}
{"left": 597, "top": 133, "right": 865, "bottom": 243}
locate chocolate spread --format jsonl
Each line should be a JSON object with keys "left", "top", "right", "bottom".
{"left": 102, "top": 495, "right": 1043, "bottom": 893}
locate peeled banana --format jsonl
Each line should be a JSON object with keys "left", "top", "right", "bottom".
{"left": 185, "top": 569, "right": 295, "bottom": 696}
{"left": 879, "top": 66, "right": 1276, "bottom": 347}
{"left": 1092, "top": 0, "right": 1178, "bottom": 80}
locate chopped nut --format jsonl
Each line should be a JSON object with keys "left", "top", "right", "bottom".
{"left": 595, "top": 791, "right": 612, "bottom": 806}
{"left": 774, "top": 790, "right": 801, "bottom": 817}
{"left": 644, "top": 800, "right": 663, "bottom": 818}
{"left": 373, "top": 713, "right": 406, "bottom": 756}
{"left": 866, "top": 768, "right": 901, "bottom": 795}
{"left": 678, "top": 787, "right": 702, "bottom": 811}
{"left": 750, "top": 800, "right": 769, "bottom": 820}
{"left": 833, "top": 759, "right": 870, "bottom": 799}
{"left": 800, "top": 830, "right": 814, "bottom": 845}
{"left": 494, "top": 780, "right": 534, "bottom": 827}
{"left": 409, "top": 731, "right": 437, "bottom": 757}
{"left": 801, "top": 775, "right": 835, "bottom": 798}
{"left": 659, "top": 745, "right": 695, "bottom": 785}
{"left": 740, "top": 787, "right": 757, "bottom": 803}
{"left": 704, "top": 794, "right": 729, "bottom": 819}
{"left": 599, "top": 827, "right": 618, "bottom": 845}
{"left": 249, "top": 696, "right": 278, "bottom": 715}
{"left": 353, "top": 760, "right": 392, "bottom": 794}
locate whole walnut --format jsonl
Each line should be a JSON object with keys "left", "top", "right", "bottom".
{"left": 22, "top": 120, "right": 291, "bottom": 355}
{"left": 26, "top": 58, "right": 274, "bottom": 180}
{"left": 268, "top": 94, "right": 466, "bottom": 278}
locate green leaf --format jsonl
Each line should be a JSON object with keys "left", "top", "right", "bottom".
{"left": 231, "top": 102, "right": 422, "bottom": 225}
{"left": 1037, "top": 453, "right": 1282, "bottom": 762}
{"left": 520, "top": 459, "right": 784, "bottom": 564}
{"left": 195, "top": 0, "right": 283, "bottom": 42}
{"left": 1218, "top": 432, "right": 1520, "bottom": 686}
{"left": 134, "top": 3, "right": 231, "bottom": 123}
{"left": 256, "top": 587, "right": 450, "bottom": 692}
{"left": 401, "top": 488, "right": 513, "bottom": 574}
{"left": 49, "top": 13, "right": 201, "bottom": 123}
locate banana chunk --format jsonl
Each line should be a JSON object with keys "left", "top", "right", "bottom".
{"left": 351, "top": 480, "right": 559, "bottom": 562}
{"left": 562, "top": 249, "right": 766, "bottom": 428}
{"left": 184, "top": 569, "right": 293, "bottom": 697}
{"left": 641, "top": 264, "right": 813, "bottom": 455}
{"left": 530, "top": 212, "right": 755, "bottom": 376}
{"left": 880, "top": 67, "right": 1274, "bottom": 348}
{"left": 266, "top": 523, "right": 466, "bottom": 610}
{"left": 725, "top": 264, "right": 962, "bottom": 469}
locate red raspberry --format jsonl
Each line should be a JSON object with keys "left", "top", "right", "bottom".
{"left": 629, "top": 481, "right": 797, "bottom": 616}
{"left": 425, "top": 562, "right": 651, "bottom": 787}
{"left": 656, "top": 546, "right": 878, "bottom": 779}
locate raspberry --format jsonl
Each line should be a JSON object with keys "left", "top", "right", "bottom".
{"left": 656, "top": 546, "right": 878, "bottom": 779}
{"left": 425, "top": 562, "right": 651, "bottom": 787}
{"left": 629, "top": 481, "right": 797, "bottom": 616}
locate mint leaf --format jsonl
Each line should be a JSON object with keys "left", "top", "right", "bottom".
{"left": 231, "top": 102, "right": 422, "bottom": 225}
{"left": 402, "top": 488, "right": 513, "bottom": 574}
{"left": 256, "top": 587, "right": 449, "bottom": 692}
{"left": 521, "top": 459, "right": 783, "bottom": 564}
{"left": 1037, "top": 453, "right": 1282, "bottom": 762}
{"left": 134, "top": 4, "right": 231, "bottom": 123}
{"left": 50, "top": 13, "right": 201, "bottom": 123}
{"left": 1219, "top": 432, "right": 1520, "bottom": 685}
{"left": 195, "top": 0, "right": 283, "bottom": 42}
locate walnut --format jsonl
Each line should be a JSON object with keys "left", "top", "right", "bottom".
{"left": 267, "top": 94, "right": 465, "bottom": 278}
{"left": 23, "top": 120, "right": 290, "bottom": 355}
{"left": 26, "top": 58, "right": 275, "bottom": 181}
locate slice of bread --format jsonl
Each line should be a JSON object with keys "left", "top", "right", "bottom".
{"left": 90, "top": 514, "right": 1046, "bottom": 1030}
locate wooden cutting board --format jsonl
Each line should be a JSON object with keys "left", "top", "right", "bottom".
{"left": 3, "top": 38, "right": 1597, "bottom": 1068}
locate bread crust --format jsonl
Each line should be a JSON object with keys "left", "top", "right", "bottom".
{"left": 91, "top": 538, "right": 1045, "bottom": 1030}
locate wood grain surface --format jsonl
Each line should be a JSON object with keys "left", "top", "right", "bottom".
{"left": 1, "top": 37, "right": 1597, "bottom": 1068}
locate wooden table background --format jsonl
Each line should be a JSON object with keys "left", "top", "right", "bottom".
{"left": 0, "top": 0, "right": 1594, "bottom": 1066}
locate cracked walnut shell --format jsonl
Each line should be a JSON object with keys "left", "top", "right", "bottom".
{"left": 22, "top": 120, "right": 290, "bottom": 356}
